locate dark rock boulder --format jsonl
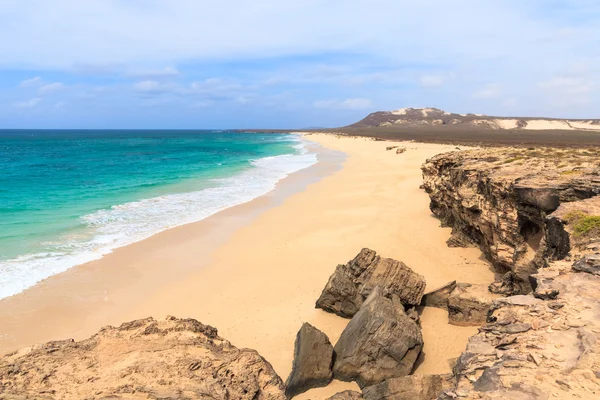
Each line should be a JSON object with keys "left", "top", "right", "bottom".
{"left": 326, "top": 390, "right": 363, "bottom": 400}
{"left": 285, "top": 323, "right": 334, "bottom": 398}
{"left": 333, "top": 287, "right": 423, "bottom": 388}
{"left": 316, "top": 248, "right": 426, "bottom": 318}
{"left": 362, "top": 374, "right": 454, "bottom": 400}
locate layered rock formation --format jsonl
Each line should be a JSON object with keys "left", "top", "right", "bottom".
{"left": 333, "top": 287, "right": 423, "bottom": 388}
{"left": 316, "top": 248, "right": 426, "bottom": 318}
{"left": 420, "top": 147, "right": 600, "bottom": 399}
{"left": 285, "top": 323, "right": 334, "bottom": 398}
{"left": 422, "top": 147, "right": 600, "bottom": 295}
{"left": 0, "top": 316, "right": 286, "bottom": 400}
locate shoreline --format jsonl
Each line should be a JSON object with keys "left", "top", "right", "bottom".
{"left": 0, "top": 133, "right": 496, "bottom": 399}
{"left": 0, "top": 139, "right": 342, "bottom": 349}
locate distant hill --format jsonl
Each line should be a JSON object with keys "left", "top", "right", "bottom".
{"left": 347, "top": 107, "right": 600, "bottom": 131}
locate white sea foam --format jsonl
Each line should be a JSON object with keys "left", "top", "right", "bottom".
{"left": 0, "top": 136, "right": 317, "bottom": 299}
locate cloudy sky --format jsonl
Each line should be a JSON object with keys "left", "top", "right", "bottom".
{"left": 1, "top": 0, "right": 599, "bottom": 128}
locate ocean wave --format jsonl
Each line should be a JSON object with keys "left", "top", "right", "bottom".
{"left": 0, "top": 136, "right": 317, "bottom": 299}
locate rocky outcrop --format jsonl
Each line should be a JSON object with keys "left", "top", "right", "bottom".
{"left": 285, "top": 323, "right": 334, "bottom": 398}
{"left": 362, "top": 374, "right": 454, "bottom": 400}
{"left": 333, "top": 287, "right": 423, "bottom": 388}
{"left": 421, "top": 282, "right": 500, "bottom": 326}
{"left": 0, "top": 316, "right": 286, "bottom": 400}
{"left": 316, "top": 248, "right": 426, "bottom": 318}
{"left": 444, "top": 258, "right": 600, "bottom": 399}
{"left": 326, "top": 390, "right": 363, "bottom": 400}
{"left": 572, "top": 253, "right": 600, "bottom": 275}
{"left": 422, "top": 147, "right": 600, "bottom": 295}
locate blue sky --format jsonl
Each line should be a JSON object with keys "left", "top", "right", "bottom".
{"left": 1, "top": 0, "right": 599, "bottom": 129}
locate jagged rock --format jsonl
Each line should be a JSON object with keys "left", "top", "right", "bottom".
{"left": 422, "top": 148, "right": 600, "bottom": 295}
{"left": 0, "top": 317, "right": 286, "bottom": 400}
{"left": 420, "top": 281, "right": 456, "bottom": 310}
{"left": 326, "top": 390, "right": 363, "bottom": 400}
{"left": 446, "top": 231, "right": 477, "bottom": 248}
{"left": 333, "top": 287, "right": 423, "bottom": 388}
{"left": 572, "top": 253, "right": 600, "bottom": 276}
{"left": 386, "top": 146, "right": 398, "bottom": 151}
{"left": 361, "top": 374, "right": 454, "bottom": 400}
{"left": 316, "top": 248, "right": 426, "bottom": 318}
{"left": 447, "top": 283, "right": 500, "bottom": 326}
{"left": 396, "top": 147, "right": 407, "bottom": 154}
{"left": 285, "top": 323, "right": 334, "bottom": 398}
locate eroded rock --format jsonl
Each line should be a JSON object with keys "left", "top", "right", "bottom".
{"left": 572, "top": 253, "right": 600, "bottom": 276}
{"left": 362, "top": 374, "right": 454, "bottom": 400}
{"left": 447, "top": 283, "right": 500, "bottom": 326}
{"left": 316, "top": 248, "right": 426, "bottom": 318}
{"left": 285, "top": 323, "right": 334, "bottom": 398}
{"left": 0, "top": 317, "right": 286, "bottom": 400}
{"left": 422, "top": 148, "right": 600, "bottom": 295}
{"left": 333, "top": 287, "right": 423, "bottom": 388}
{"left": 326, "top": 390, "right": 363, "bottom": 400}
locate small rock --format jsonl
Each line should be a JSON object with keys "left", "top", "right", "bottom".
{"left": 420, "top": 281, "right": 457, "bottom": 310}
{"left": 326, "top": 390, "right": 363, "bottom": 400}
{"left": 285, "top": 323, "right": 334, "bottom": 398}
{"left": 572, "top": 254, "right": 600, "bottom": 276}
{"left": 362, "top": 374, "right": 454, "bottom": 400}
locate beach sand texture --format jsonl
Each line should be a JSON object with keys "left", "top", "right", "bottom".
{"left": 0, "top": 134, "right": 495, "bottom": 398}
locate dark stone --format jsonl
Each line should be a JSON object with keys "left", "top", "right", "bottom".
{"left": 572, "top": 253, "right": 600, "bottom": 276}
{"left": 285, "top": 323, "right": 334, "bottom": 398}
{"left": 545, "top": 216, "right": 570, "bottom": 260}
{"left": 316, "top": 249, "right": 426, "bottom": 318}
{"left": 515, "top": 187, "right": 560, "bottom": 213}
{"left": 333, "top": 287, "right": 423, "bottom": 388}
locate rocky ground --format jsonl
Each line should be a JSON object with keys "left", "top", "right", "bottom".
{"left": 1, "top": 145, "right": 599, "bottom": 400}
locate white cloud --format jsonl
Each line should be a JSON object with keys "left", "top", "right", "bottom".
{"left": 314, "top": 98, "right": 372, "bottom": 110}
{"left": 419, "top": 75, "right": 444, "bottom": 87}
{"left": 39, "top": 82, "right": 64, "bottom": 94}
{"left": 133, "top": 80, "right": 178, "bottom": 94}
{"left": 14, "top": 97, "right": 42, "bottom": 108}
{"left": 473, "top": 84, "right": 502, "bottom": 99}
{"left": 125, "top": 66, "right": 180, "bottom": 78}
{"left": 19, "top": 76, "right": 42, "bottom": 87}
{"left": 538, "top": 77, "right": 592, "bottom": 94}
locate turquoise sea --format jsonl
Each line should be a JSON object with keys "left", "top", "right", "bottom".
{"left": 0, "top": 130, "right": 316, "bottom": 299}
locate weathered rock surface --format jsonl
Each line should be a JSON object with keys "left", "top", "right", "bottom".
{"left": 422, "top": 147, "right": 600, "bottom": 295}
{"left": 326, "top": 390, "right": 363, "bottom": 400}
{"left": 572, "top": 253, "right": 600, "bottom": 275}
{"left": 446, "top": 259, "right": 600, "bottom": 399}
{"left": 0, "top": 316, "right": 286, "bottom": 400}
{"left": 316, "top": 248, "right": 426, "bottom": 318}
{"left": 362, "top": 374, "right": 454, "bottom": 400}
{"left": 285, "top": 323, "right": 334, "bottom": 398}
{"left": 447, "top": 283, "right": 500, "bottom": 326}
{"left": 421, "top": 281, "right": 500, "bottom": 326}
{"left": 421, "top": 281, "right": 457, "bottom": 310}
{"left": 333, "top": 287, "right": 423, "bottom": 388}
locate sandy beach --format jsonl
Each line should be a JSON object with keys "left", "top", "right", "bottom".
{"left": 0, "top": 133, "right": 495, "bottom": 398}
